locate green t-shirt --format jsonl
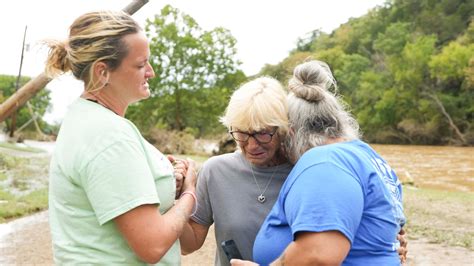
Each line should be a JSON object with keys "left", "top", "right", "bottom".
{"left": 49, "top": 98, "right": 179, "bottom": 265}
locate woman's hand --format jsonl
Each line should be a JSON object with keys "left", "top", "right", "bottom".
{"left": 181, "top": 158, "right": 197, "bottom": 193}
{"left": 230, "top": 259, "right": 258, "bottom": 266}
{"left": 397, "top": 228, "right": 408, "bottom": 264}
{"left": 168, "top": 155, "right": 189, "bottom": 198}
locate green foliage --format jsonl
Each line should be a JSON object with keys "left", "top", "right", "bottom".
{"left": 392, "top": 35, "right": 437, "bottom": 86}
{"left": 127, "top": 5, "right": 244, "bottom": 136}
{"left": 0, "top": 75, "right": 51, "bottom": 134}
{"left": 0, "top": 188, "right": 48, "bottom": 222}
{"left": 429, "top": 41, "right": 474, "bottom": 82}
{"left": 334, "top": 53, "right": 371, "bottom": 99}
{"left": 257, "top": 0, "right": 474, "bottom": 145}
{"left": 259, "top": 51, "right": 313, "bottom": 84}
{"left": 373, "top": 22, "right": 412, "bottom": 55}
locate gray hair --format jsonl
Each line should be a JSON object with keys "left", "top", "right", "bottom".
{"left": 284, "top": 60, "right": 360, "bottom": 163}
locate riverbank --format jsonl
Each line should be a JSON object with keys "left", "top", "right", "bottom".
{"left": 0, "top": 141, "right": 473, "bottom": 264}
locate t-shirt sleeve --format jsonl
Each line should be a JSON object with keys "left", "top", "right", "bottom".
{"left": 191, "top": 163, "right": 214, "bottom": 226}
{"left": 284, "top": 162, "right": 364, "bottom": 244}
{"left": 81, "top": 140, "right": 160, "bottom": 225}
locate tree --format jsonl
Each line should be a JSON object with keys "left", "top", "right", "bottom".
{"left": 373, "top": 22, "right": 412, "bottom": 56}
{"left": 0, "top": 75, "right": 51, "bottom": 134}
{"left": 253, "top": 0, "right": 473, "bottom": 144}
{"left": 128, "top": 5, "right": 242, "bottom": 136}
{"left": 0, "top": 0, "right": 149, "bottom": 124}
{"left": 259, "top": 51, "right": 312, "bottom": 84}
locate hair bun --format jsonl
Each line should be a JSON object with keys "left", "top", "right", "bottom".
{"left": 44, "top": 40, "right": 71, "bottom": 78}
{"left": 288, "top": 60, "right": 336, "bottom": 102}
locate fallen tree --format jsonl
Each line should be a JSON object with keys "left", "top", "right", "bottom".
{"left": 0, "top": 0, "right": 149, "bottom": 123}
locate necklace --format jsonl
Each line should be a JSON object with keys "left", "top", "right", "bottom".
{"left": 85, "top": 98, "right": 118, "bottom": 115}
{"left": 249, "top": 163, "right": 279, "bottom": 203}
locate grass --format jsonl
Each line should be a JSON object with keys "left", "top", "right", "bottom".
{"left": 0, "top": 171, "right": 6, "bottom": 181}
{"left": 0, "top": 142, "right": 44, "bottom": 153}
{"left": 403, "top": 186, "right": 474, "bottom": 250}
{"left": 0, "top": 188, "right": 48, "bottom": 223}
{"left": 0, "top": 143, "right": 50, "bottom": 222}
{"left": 0, "top": 153, "right": 22, "bottom": 169}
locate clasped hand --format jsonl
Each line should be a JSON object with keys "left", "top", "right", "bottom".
{"left": 167, "top": 155, "right": 197, "bottom": 199}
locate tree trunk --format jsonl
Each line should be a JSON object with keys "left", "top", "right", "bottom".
{"left": 426, "top": 92, "right": 467, "bottom": 145}
{"left": 175, "top": 88, "right": 183, "bottom": 130}
{"left": 0, "top": 73, "right": 51, "bottom": 123}
{"left": 122, "top": 0, "right": 149, "bottom": 15}
{"left": 0, "top": 0, "right": 149, "bottom": 123}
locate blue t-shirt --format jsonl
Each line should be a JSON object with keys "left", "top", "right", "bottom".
{"left": 253, "top": 140, "right": 405, "bottom": 265}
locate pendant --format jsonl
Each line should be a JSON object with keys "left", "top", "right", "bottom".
{"left": 258, "top": 194, "right": 266, "bottom": 203}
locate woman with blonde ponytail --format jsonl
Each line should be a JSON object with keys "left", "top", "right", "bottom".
{"left": 233, "top": 60, "right": 406, "bottom": 265}
{"left": 47, "top": 11, "right": 197, "bottom": 265}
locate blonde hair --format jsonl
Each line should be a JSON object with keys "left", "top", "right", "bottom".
{"left": 285, "top": 60, "right": 360, "bottom": 162}
{"left": 44, "top": 10, "right": 141, "bottom": 92}
{"left": 220, "top": 77, "right": 289, "bottom": 137}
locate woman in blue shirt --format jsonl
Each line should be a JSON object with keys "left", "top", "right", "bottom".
{"left": 232, "top": 60, "right": 406, "bottom": 266}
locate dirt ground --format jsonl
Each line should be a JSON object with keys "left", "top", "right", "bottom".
{"left": 1, "top": 141, "right": 473, "bottom": 265}
{"left": 1, "top": 211, "right": 473, "bottom": 265}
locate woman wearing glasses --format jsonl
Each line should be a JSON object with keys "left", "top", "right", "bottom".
{"left": 179, "top": 75, "right": 408, "bottom": 265}
{"left": 179, "top": 77, "right": 293, "bottom": 265}
{"left": 233, "top": 61, "right": 406, "bottom": 265}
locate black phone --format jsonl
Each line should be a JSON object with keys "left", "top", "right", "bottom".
{"left": 221, "top": 239, "right": 243, "bottom": 261}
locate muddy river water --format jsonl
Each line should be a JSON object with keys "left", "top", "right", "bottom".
{"left": 372, "top": 144, "right": 473, "bottom": 192}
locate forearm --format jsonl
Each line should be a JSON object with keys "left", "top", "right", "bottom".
{"left": 269, "top": 243, "right": 302, "bottom": 266}
{"left": 180, "top": 223, "right": 200, "bottom": 254}
{"left": 270, "top": 231, "right": 349, "bottom": 266}
{"left": 268, "top": 244, "right": 329, "bottom": 266}
{"left": 180, "top": 220, "right": 209, "bottom": 255}
{"left": 115, "top": 192, "right": 196, "bottom": 263}
{"left": 144, "top": 193, "right": 196, "bottom": 261}
{"left": 162, "top": 192, "right": 196, "bottom": 240}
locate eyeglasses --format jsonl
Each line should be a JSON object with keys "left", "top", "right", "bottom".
{"left": 229, "top": 128, "right": 278, "bottom": 144}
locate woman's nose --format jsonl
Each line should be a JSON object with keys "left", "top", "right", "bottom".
{"left": 246, "top": 135, "right": 261, "bottom": 148}
{"left": 146, "top": 62, "right": 155, "bottom": 78}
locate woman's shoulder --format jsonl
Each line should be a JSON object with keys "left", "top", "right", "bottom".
{"left": 304, "top": 140, "right": 364, "bottom": 159}
{"left": 58, "top": 99, "right": 144, "bottom": 152}
{"left": 202, "top": 151, "right": 241, "bottom": 168}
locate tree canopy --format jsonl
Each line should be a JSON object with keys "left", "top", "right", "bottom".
{"left": 126, "top": 5, "right": 245, "bottom": 137}
{"left": 260, "top": 0, "right": 473, "bottom": 145}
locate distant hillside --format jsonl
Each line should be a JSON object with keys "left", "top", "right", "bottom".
{"left": 259, "top": 0, "right": 473, "bottom": 145}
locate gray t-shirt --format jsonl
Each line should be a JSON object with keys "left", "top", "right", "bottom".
{"left": 192, "top": 151, "right": 293, "bottom": 266}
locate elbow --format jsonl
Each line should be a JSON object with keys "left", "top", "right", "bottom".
{"left": 181, "top": 248, "right": 194, "bottom": 256}
{"left": 180, "top": 242, "right": 200, "bottom": 255}
{"left": 139, "top": 254, "right": 164, "bottom": 264}
{"left": 306, "top": 254, "right": 344, "bottom": 266}
{"left": 136, "top": 247, "right": 169, "bottom": 264}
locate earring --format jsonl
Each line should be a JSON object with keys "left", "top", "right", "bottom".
{"left": 101, "top": 70, "right": 109, "bottom": 87}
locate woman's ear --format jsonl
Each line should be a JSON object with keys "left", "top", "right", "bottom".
{"left": 93, "top": 62, "right": 109, "bottom": 86}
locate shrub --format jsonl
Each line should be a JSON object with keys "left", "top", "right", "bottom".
{"left": 146, "top": 128, "right": 195, "bottom": 155}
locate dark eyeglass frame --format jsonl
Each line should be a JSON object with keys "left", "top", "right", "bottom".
{"left": 229, "top": 127, "right": 278, "bottom": 144}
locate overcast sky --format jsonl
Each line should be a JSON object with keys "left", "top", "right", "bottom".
{"left": 0, "top": 0, "right": 385, "bottom": 123}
